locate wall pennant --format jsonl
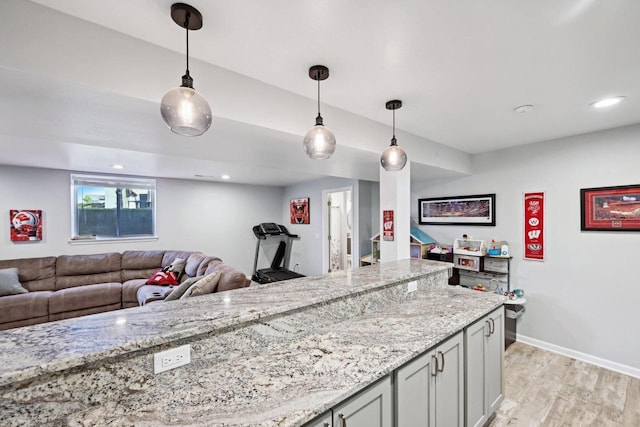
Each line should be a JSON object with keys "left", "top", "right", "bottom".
{"left": 523, "top": 192, "right": 544, "bottom": 260}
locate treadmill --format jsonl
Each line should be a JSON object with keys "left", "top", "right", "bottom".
{"left": 252, "top": 223, "right": 305, "bottom": 284}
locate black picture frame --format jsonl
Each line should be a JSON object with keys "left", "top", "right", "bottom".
{"left": 580, "top": 184, "right": 640, "bottom": 231}
{"left": 418, "top": 194, "right": 496, "bottom": 226}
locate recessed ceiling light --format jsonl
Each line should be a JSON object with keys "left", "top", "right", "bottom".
{"left": 111, "top": 164, "right": 125, "bottom": 169}
{"left": 513, "top": 104, "right": 534, "bottom": 114}
{"left": 194, "top": 174, "right": 231, "bottom": 181}
{"left": 590, "top": 96, "right": 626, "bottom": 109}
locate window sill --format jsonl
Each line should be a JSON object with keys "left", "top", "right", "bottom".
{"left": 68, "top": 236, "right": 159, "bottom": 245}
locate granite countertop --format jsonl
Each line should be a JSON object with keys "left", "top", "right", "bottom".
{"left": 0, "top": 259, "right": 451, "bottom": 387}
{"left": 0, "top": 259, "right": 505, "bottom": 426}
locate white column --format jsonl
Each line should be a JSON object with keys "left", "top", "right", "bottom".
{"left": 379, "top": 162, "right": 411, "bottom": 262}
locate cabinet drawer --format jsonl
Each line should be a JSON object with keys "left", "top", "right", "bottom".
{"left": 483, "top": 258, "right": 509, "bottom": 274}
{"left": 459, "top": 271, "right": 507, "bottom": 291}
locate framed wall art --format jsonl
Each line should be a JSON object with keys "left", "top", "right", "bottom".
{"left": 10, "top": 209, "right": 43, "bottom": 241}
{"left": 290, "top": 198, "right": 310, "bottom": 224}
{"left": 580, "top": 184, "right": 640, "bottom": 231}
{"left": 418, "top": 194, "right": 496, "bottom": 226}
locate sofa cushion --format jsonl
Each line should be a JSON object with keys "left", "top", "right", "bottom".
{"left": 49, "top": 283, "right": 122, "bottom": 314}
{"left": 0, "top": 291, "right": 52, "bottom": 325}
{"left": 0, "top": 268, "right": 28, "bottom": 296}
{"left": 121, "top": 250, "right": 165, "bottom": 281}
{"left": 0, "top": 257, "right": 56, "bottom": 292}
{"left": 122, "top": 279, "right": 148, "bottom": 306}
{"left": 184, "top": 253, "right": 220, "bottom": 278}
{"left": 204, "top": 262, "right": 251, "bottom": 293}
{"left": 56, "top": 253, "right": 122, "bottom": 290}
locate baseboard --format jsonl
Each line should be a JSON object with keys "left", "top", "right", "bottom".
{"left": 517, "top": 334, "right": 640, "bottom": 380}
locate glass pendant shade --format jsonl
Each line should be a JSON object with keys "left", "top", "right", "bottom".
{"left": 303, "top": 123, "right": 336, "bottom": 160}
{"left": 381, "top": 140, "right": 408, "bottom": 171}
{"left": 161, "top": 3, "right": 211, "bottom": 137}
{"left": 381, "top": 99, "right": 407, "bottom": 171}
{"left": 161, "top": 85, "right": 212, "bottom": 137}
{"left": 304, "top": 65, "right": 335, "bottom": 159}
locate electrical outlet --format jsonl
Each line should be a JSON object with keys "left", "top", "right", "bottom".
{"left": 407, "top": 280, "right": 418, "bottom": 293}
{"left": 154, "top": 344, "right": 191, "bottom": 374}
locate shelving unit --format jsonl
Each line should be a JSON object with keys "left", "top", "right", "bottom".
{"left": 457, "top": 255, "right": 511, "bottom": 293}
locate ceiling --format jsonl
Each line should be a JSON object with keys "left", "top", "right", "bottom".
{"left": 0, "top": 0, "right": 638, "bottom": 186}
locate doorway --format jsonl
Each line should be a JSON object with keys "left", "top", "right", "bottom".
{"left": 323, "top": 187, "right": 353, "bottom": 273}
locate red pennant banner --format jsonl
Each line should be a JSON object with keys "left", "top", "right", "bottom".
{"left": 383, "top": 210, "right": 394, "bottom": 241}
{"left": 524, "top": 192, "right": 544, "bottom": 260}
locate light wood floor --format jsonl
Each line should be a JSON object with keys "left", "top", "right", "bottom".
{"left": 489, "top": 342, "right": 640, "bottom": 426}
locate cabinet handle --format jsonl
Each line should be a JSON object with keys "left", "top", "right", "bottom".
{"left": 338, "top": 413, "right": 347, "bottom": 427}
{"left": 431, "top": 354, "right": 438, "bottom": 376}
{"left": 438, "top": 351, "right": 445, "bottom": 373}
{"left": 485, "top": 320, "right": 491, "bottom": 337}
{"left": 489, "top": 317, "right": 495, "bottom": 335}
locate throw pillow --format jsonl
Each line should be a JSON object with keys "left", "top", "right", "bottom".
{"left": 163, "top": 258, "right": 187, "bottom": 281}
{"left": 164, "top": 275, "right": 203, "bottom": 301}
{"left": 145, "top": 269, "right": 179, "bottom": 286}
{"left": 0, "top": 268, "right": 29, "bottom": 297}
{"left": 180, "top": 272, "right": 221, "bottom": 299}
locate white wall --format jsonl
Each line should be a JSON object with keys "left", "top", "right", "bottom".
{"left": 412, "top": 124, "right": 640, "bottom": 375}
{"left": 0, "top": 166, "right": 284, "bottom": 275}
{"left": 283, "top": 177, "right": 359, "bottom": 276}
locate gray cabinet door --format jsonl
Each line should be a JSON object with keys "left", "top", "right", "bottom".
{"left": 465, "top": 316, "right": 489, "bottom": 427}
{"left": 434, "top": 332, "right": 464, "bottom": 427}
{"left": 465, "top": 306, "right": 505, "bottom": 427}
{"left": 396, "top": 347, "right": 436, "bottom": 426}
{"left": 333, "top": 376, "right": 392, "bottom": 427}
{"left": 486, "top": 307, "right": 505, "bottom": 415}
{"left": 396, "top": 331, "right": 464, "bottom": 427}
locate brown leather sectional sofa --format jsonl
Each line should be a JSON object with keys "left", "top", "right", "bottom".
{"left": 0, "top": 250, "right": 251, "bottom": 331}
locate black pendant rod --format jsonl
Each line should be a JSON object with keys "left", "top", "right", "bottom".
{"left": 317, "top": 77, "right": 321, "bottom": 116}
{"left": 185, "top": 12, "right": 190, "bottom": 75}
{"left": 390, "top": 108, "right": 397, "bottom": 146}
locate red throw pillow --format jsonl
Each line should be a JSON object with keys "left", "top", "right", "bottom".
{"left": 146, "top": 269, "right": 179, "bottom": 286}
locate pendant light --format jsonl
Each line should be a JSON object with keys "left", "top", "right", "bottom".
{"left": 303, "top": 65, "right": 336, "bottom": 159}
{"left": 380, "top": 100, "right": 408, "bottom": 171}
{"left": 160, "top": 3, "right": 212, "bottom": 137}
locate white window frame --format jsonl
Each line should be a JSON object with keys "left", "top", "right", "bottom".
{"left": 70, "top": 174, "right": 157, "bottom": 242}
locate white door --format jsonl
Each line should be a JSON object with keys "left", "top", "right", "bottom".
{"left": 325, "top": 188, "right": 353, "bottom": 273}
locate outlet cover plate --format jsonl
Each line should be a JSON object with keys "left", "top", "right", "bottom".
{"left": 154, "top": 344, "right": 191, "bottom": 374}
{"left": 407, "top": 280, "right": 418, "bottom": 293}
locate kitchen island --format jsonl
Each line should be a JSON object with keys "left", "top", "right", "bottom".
{"left": 0, "top": 259, "right": 504, "bottom": 426}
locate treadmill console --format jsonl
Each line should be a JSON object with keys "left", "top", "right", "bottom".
{"left": 260, "top": 222, "right": 282, "bottom": 235}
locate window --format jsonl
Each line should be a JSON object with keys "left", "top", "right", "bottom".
{"left": 71, "top": 174, "right": 156, "bottom": 240}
